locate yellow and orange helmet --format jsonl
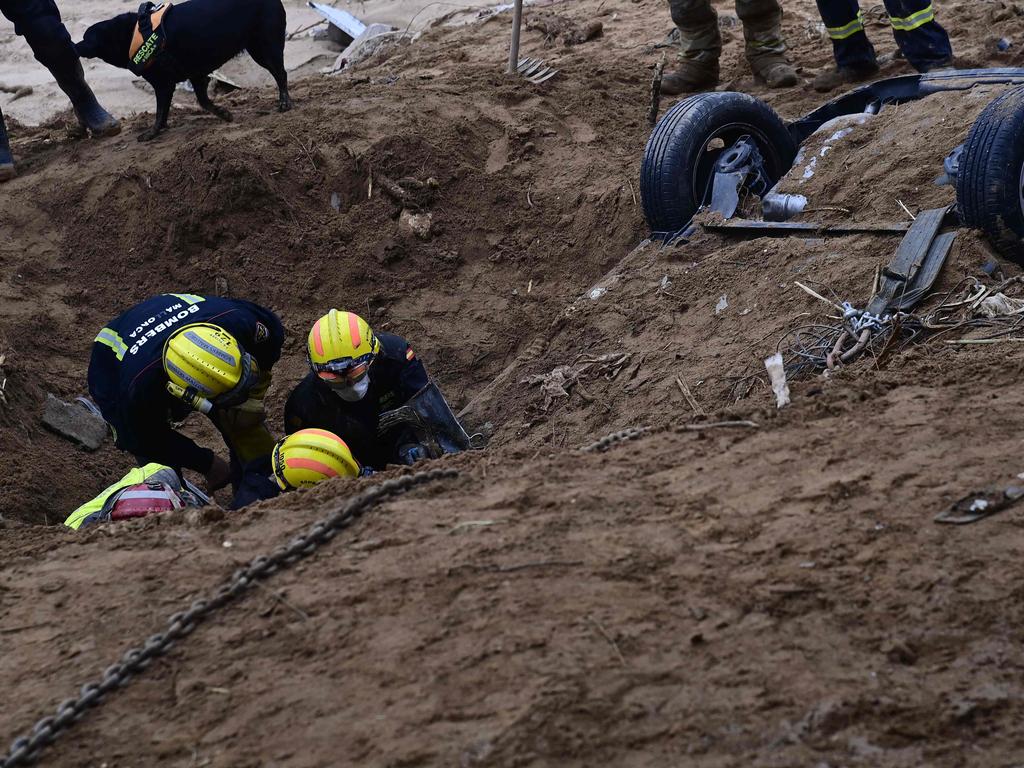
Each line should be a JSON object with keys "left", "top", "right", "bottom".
{"left": 306, "top": 309, "right": 380, "bottom": 386}
{"left": 271, "top": 428, "right": 360, "bottom": 490}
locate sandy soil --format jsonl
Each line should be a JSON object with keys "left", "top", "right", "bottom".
{"left": 5, "top": 0, "right": 1024, "bottom": 765}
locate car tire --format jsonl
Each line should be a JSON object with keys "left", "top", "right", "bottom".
{"left": 640, "top": 92, "right": 797, "bottom": 233}
{"left": 957, "top": 85, "right": 1024, "bottom": 264}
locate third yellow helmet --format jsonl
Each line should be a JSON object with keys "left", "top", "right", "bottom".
{"left": 272, "top": 429, "right": 360, "bottom": 490}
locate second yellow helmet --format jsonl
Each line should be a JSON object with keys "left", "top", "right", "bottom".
{"left": 307, "top": 309, "right": 380, "bottom": 367}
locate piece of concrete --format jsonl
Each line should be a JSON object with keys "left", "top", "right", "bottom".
{"left": 329, "top": 24, "right": 399, "bottom": 72}
{"left": 42, "top": 393, "right": 108, "bottom": 451}
{"left": 399, "top": 209, "right": 433, "bottom": 240}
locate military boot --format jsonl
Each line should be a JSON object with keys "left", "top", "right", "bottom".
{"left": 0, "top": 108, "right": 14, "bottom": 182}
{"left": 749, "top": 53, "right": 798, "bottom": 88}
{"left": 660, "top": 58, "right": 720, "bottom": 96}
{"left": 812, "top": 61, "right": 879, "bottom": 93}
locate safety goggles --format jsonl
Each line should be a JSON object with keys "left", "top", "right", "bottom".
{"left": 311, "top": 354, "right": 374, "bottom": 388}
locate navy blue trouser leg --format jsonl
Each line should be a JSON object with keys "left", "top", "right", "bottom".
{"left": 0, "top": 0, "right": 77, "bottom": 73}
{"left": 883, "top": 0, "right": 952, "bottom": 71}
{"left": 816, "top": 0, "right": 877, "bottom": 70}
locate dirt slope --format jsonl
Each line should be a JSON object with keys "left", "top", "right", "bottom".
{"left": 5, "top": 0, "right": 1024, "bottom": 765}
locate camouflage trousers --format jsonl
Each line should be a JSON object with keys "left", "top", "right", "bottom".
{"left": 666, "top": 0, "right": 787, "bottom": 62}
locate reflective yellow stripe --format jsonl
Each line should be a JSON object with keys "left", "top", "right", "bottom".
{"left": 95, "top": 327, "right": 128, "bottom": 360}
{"left": 64, "top": 463, "right": 169, "bottom": 530}
{"left": 826, "top": 11, "right": 865, "bottom": 40}
{"left": 890, "top": 5, "right": 934, "bottom": 31}
{"left": 168, "top": 293, "right": 205, "bottom": 305}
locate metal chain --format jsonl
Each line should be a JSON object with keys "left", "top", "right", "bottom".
{"left": 579, "top": 426, "right": 650, "bottom": 454}
{"left": 0, "top": 468, "right": 456, "bottom": 768}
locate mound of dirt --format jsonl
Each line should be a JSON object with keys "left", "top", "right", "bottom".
{"left": 6, "top": 0, "right": 1024, "bottom": 765}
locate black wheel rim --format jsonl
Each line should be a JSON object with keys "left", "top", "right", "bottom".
{"left": 690, "top": 122, "right": 789, "bottom": 207}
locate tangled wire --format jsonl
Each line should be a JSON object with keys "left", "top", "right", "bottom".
{"left": 778, "top": 276, "right": 1024, "bottom": 380}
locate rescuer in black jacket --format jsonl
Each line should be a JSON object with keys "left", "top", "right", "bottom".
{"left": 284, "top": 310, "right": 430, "bottom": 471}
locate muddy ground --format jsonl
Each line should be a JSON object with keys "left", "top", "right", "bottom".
{"left": 5, "top": 0, "right": 1024, "bottom": 765}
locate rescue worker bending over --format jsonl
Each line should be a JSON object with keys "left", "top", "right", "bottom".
{"left": 88, "top": 294, "right": 283, "bottom": 503}
{"left": 284, "top": 310, "right": 430, "bottom": 470}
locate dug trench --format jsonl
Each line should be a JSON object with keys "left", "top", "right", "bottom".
{"left": 6, "top": 0, "right": 1024, "bottom": 764}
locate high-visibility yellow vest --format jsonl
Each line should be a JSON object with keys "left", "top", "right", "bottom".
{"left": 64, "top": 463, "right": 173, "bottom": 530}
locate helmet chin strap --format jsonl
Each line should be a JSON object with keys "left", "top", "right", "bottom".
{"left": 334, "top": 375, "right": 370, "bottom": 402}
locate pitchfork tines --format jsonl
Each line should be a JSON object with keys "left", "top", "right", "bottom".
{"left": 516, "top": 57, "right": 558, "bottom": 84}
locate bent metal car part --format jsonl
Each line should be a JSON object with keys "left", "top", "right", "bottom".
{"left": 641, "top": 68, "right": 1024, "bottom": 262}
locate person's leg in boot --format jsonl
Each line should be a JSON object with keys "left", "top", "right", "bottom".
{"left": 0, "top": 0, "right": 120, "bottom": 137}
{"left": 812, "top": 0, "right": 880, "bottom": 92}
{"left": 661, "top": 0, "right": 721, "bottom": 95}
{"left": 737, "top": 0, "right": 797, "bottom": 87}
{"left": 884, "top": 0, "right": 952, "bottom": 72}
{"left": 0, "top": 106, "right": 14, "bottom": 182}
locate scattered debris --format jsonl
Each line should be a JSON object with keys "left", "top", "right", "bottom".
{"left": 761, "top": 192, "right": 807, "bottom": 222}
{"left": 587, "top": 615, "right": 626, "bottom": 666}
{"left": 399, "top": 209, "right": 434, "bottom": 240}
{"left": 649, "top": 54, "right": 665, "bottom": 127}
{"left": 775, "top": 207, "right": 957, "bottom": 377}
{"left": 523, "top": 353, "right": 631, "bottom": 410}
{"left": 525, "top": 13, "right": 602, "bottom": 46}
{"left": 327, "top": 23, "right": 401, "bottom": 72}
{"left": 307, "top": 2, "right": 366, "bottom": 42}
{"left": 41, "top": 393, "right": 108, "bottom": 451}
{"left": 703, "top": 219, "right": 909, "bottom": 236}
{"left": 449, "top": 520, "right": 496, "bottom": 534}
{"left": 936, "top": 481, "right": 1024, "bottom": 524}
{"left": 715, "top": 294, "right": 729, "bottom": 315}
{"left": 0, "top": 82, "right": 33, "bottom": 101}
{"left": 977, "top": 292, "right": 1024, "bottom": 318}
{"left": 678, "top": 420, "right": 759, "bottom": 431}
{"left": 763, "top": 353, "right": 791, "bottom": 408}
{"left": 675, "top": 377, "right": 704, "bottom": 414}
{"left": 580, "top": 425, "right": 650, "bottom": 453}
{"left": 512, "top": 58, "right": 559, "bottom": 85}
{"left": 0, "top": 353, "right": 8, "bottom": 409}
{"left": 934, "top": 145, "right": 963, "bottom": 187}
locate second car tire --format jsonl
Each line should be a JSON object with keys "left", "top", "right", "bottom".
{"left": 957, "top": 85, "right": 1024, "bottom": 264}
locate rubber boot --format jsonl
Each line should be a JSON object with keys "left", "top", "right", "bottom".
{"left": 53, "top": 58, "right": 121, "bottom": 137}
{"left": 30, "top": 37, "right": 120, "bottom": 137}
{"left": 0, "top": 107, "right": 14, "bottom": 182}
{"left": 660, "top": 58, "right": 720, "bottom": 95}
{"left": 749, "top": 52, "right": 798, "bottom": 88}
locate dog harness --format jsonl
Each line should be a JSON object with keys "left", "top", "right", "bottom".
{"left": 128, "top": 2, "right": 176, "bottom": 76}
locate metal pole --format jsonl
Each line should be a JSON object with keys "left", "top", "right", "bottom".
{"left": 507, "top": 0, "right": 523, "bottom": 74}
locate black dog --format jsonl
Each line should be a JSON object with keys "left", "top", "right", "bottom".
{"left": 76, "top": 0, "right": 291, "bottom": 141}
